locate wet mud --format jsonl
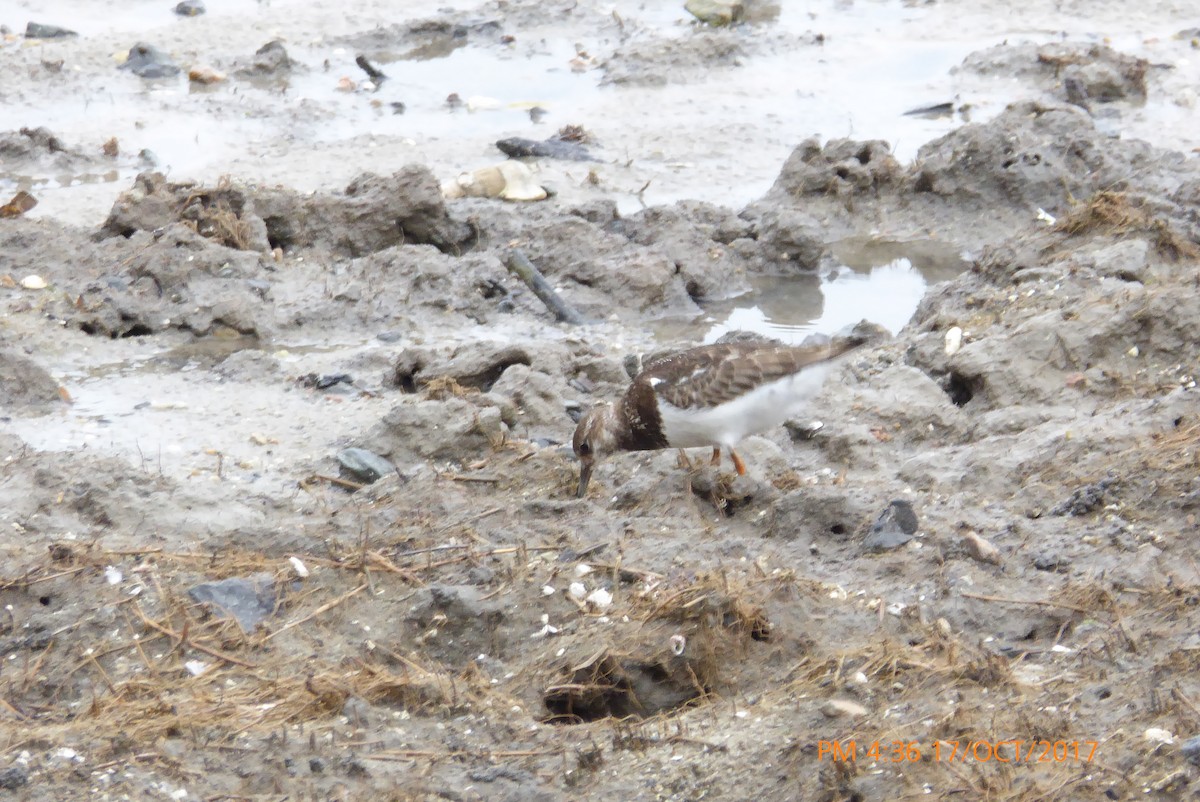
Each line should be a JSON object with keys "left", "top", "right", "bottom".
{"left": 2, "top": 1, "right": 1200, "bottom": 800}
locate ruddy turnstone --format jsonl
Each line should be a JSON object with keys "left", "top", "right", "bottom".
{"left": 572, "top": 331, "right": 873, "bottom": 497}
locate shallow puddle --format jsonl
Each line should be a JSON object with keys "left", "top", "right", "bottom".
{"left": 659, "top": 238, "right": 969, "bottom": 344}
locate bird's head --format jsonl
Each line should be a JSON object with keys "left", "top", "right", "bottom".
{"left": 572, "top": 403, "right": 617, "bottom": 498}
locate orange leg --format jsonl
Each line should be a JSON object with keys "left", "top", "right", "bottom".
{"left": 676, "top": 448, "right": 693, "bottom": 469}
{"left": 729, "top": 449, "right": 747, "bottom": 476}
{"left": 709, "top": 447, "right": 721, "bottom": 466}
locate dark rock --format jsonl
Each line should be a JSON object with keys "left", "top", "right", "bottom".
{"left": 174, "top": 0, "right": 206, "bottom": 15}
{"left": 1033, "top": 552, "right": 1069, "bottom": 572}
{"left": 0, "top": 766, "right": 28, "bottom": 790}
{"left": 187, "top": 574, "right": 277, "bottom": 631}
{"left": 309, "top": 757, "right": 326, "bottom": 774}
{"left": 496, "top": 136, "right": 596, "bottom": 161}
{"left": 863, "top": 500, "right": 918, "bottom": 551}
{"left": 246, "top": 40, "right": 293, "bottom": 75}
{"left": 337, "top": 448, "right": 395, "bottom": 484}
{"left": 1181, "top": 735, "right": 1200, "bottom": 764}
{"left": 315, "top": 373, "right": 353, "bottom": 390}
{"left": 120, "top": 43, "right": 182, "bottom": 79}
{"left": 1053, "top": 475, "right": 1118, "bottom": 516}
{"left": 25, "top": 22, "right": 77, "bottom": 39}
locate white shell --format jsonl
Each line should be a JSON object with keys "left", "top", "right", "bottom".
{"left": 944, "top": 326, "right": 963, "bottom": 356}
{"left": 441, "top": 160, "right": 547, "bottom": 201}
{"left": 20, "top": 275, "right": 47, "bottom": 290}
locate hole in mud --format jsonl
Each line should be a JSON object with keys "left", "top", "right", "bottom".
{"left": 543, "top": 654, "right": 704, "bottom": 724}
{"left": 835, "top": 166, "right": 850, "bottom": 180}
{"left": 855, "top": 146, "right": 873, "bottom": 164}
{"left": 120, "top": 324, "right": 154, "bottom": 338}
{"left": 944, "top": 371, "right": 979, "bottom": 407}
{"left": 38, "top": 595, "right": 51, "bottom": 606}
{"left": 262, "top": 216, "right": 294, "bottom": 251}
{"left": 684, "top": 279, "right": 704, "bottom": 303}
{"left": 829, "top": 523, "right": 847, "bottom": 535}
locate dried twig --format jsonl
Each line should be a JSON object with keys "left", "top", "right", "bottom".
{"left": 265, "top": 583, "right": 368, "bottom": 642}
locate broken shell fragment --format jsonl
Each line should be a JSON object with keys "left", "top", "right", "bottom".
{"left": 441, "top": 160, "right": 548, "bottom": 201}
{"left": 20, "top": 275, "right": 47, "bottom": 290}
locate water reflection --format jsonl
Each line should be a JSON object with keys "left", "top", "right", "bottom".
{"left": 661, "top": 238, "right": 969, "bottom": 345}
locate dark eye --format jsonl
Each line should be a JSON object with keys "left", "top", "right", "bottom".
{"left": 578, "top": 442, "right": 591, "bottom": 456}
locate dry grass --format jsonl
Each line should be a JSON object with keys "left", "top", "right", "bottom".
{"left": 1054, "top": 190, "right": 1200, "bottom": 260}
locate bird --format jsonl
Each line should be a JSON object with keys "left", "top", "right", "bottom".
{"left": 572, "top": 328, "right": 876, "bottom": 498}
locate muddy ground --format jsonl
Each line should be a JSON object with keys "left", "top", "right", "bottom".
{"left": 2, "top": 1, "right": 1200, "bottom": 801}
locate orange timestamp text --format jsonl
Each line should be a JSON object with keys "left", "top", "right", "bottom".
{"left": 817, "top": 739, "right": 1098, "bottom": 764}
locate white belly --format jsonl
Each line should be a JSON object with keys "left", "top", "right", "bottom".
{"left": 657, "top": 363, "right": 836, "bottom": 449}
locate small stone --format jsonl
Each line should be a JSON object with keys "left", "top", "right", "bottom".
{"left": 963, "top": 531, "right": 1002, "bottom": 565}
{"left": 821, "top": 699, "right": 868, "bottom": 718}
{"left": 187, "top": 574, "right": 277, "bottom": 632}
{"left": 174, "top": 0, "right": 206, "bottom": 16}
{"left": 308, "top": 757, "right": 326, "bottom": 775}
{"left": 336, "top": 447, "right": 394, "bottom": 484}
{"left": 685, "top": 0, "right": 744, "bottom": 25}
{"left": 19, "top": 275, "right": 47, "bottom": 290}
{"left": 376, "top": 330, "right": 403, "bottom": 343}
{"left": 25, "top": 22, "right": 77, "bottom": 39}
{"left": 1180, "top": 734, "right": 1200, "bottom": 763}
{"left": 863, "top": 500, "right": 918, "bottom": 551}
{"left": 121, "top": 43, "right": 181, "bottom": 79}
{"left": 0, "top": 767, "right": 28, "bottom": 790}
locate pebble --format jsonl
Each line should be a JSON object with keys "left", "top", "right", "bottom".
{"left": 19, "top": 275, "right": 47, "bottom": 290}
{"left": 963, "top": 531, "right": 1002, "bottom": 565}
{"left": 336, "top": 447, "right": 394, "bottom": 484}
{"left": 1180, "top": 734, "right": 1200, "bottom": 763}
{"left": 186, "top": 574, "right": 277, "bottom": 631}
{"left": 863, "top": 500, "right": 918, "bottom": 551}
{"left": 821, "top": 698, "right": 868, "bottom": 718}
{"left": 174, "top": 0, "right": 206, "bottom": 15}
{"left": 25, "top": 22, "right": 77, "bottom": 39}
{"left": 121, "top": 43, "right": 182, "bottom": 79}
{"left": 0, "top": 767, "right": 28, "bottom": 790}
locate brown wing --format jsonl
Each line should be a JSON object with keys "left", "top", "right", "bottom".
{"left": 637, "top": 341, "right": 858, "bottom": 410}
